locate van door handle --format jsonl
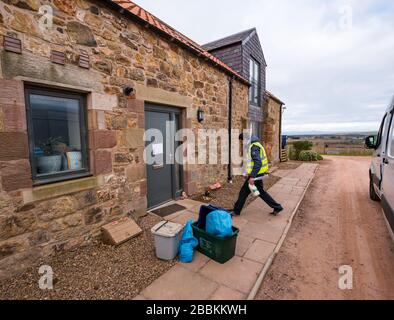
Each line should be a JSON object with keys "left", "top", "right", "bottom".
{"left": 383, "top": 158, "right": 389, "bottom": 165}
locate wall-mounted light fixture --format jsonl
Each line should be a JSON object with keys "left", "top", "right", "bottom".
{"left": 197, "top": 107, "right": 205, "bottom": 123}
{"left": 123, "top": 85, "right": 135, "bottom": 97}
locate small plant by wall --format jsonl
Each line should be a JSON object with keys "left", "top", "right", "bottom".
{"left": 299, "top": 150, "right": 323, "bottom": 161}
{"left": 288, "top": 140, "right": 313, "bottom": 160}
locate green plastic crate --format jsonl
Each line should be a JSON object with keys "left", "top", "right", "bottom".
{"left": 192, "top": 222, "right": 240, "bottom": 264}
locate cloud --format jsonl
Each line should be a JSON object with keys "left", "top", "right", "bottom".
{"left": 135, "top": 0, "right": 394, "bottom": 133}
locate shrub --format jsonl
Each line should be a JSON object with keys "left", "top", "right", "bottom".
{"left": 292, "top": 141, "right": 313, "bottom": 159}
{"left": 298, "top": 150, "right": 323, "bottom": 161}
{"left": 288, "top": 147, "right": 298, "bottom": 161}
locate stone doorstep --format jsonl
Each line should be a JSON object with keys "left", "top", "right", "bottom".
{"left": 175, "top": 199, "right": 203, "bottom": 211}
{"left": 171, "top": 211, "right": 199, "bottom": 226}
{"left": 163, "top": 209, "right": 189, "bottom": 222}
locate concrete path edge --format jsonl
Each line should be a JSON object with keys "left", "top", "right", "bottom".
{"left": 246, "top": 165, "right": 319, "bottom": 300}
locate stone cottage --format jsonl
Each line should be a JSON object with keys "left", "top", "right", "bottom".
{"left": 203, "top": 28, "right": 286, "bottom": 163}
{"left": 0, "top": 0, "right": 253, "bottom": 278}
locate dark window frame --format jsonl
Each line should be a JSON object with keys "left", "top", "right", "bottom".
{"left": 250, "top": 120, "right": 262, "bottom": 139}
{"left": 387, "top": 112, "right": 394, "bottom": 159}
{"left": 25, "top": 85, "right": 90, "bottom": 186}
{"left": 375, "top": 114, "right": 387, "bottom": 149}
{"left": 249, "top": 57, "right": 261, "bottom": 107}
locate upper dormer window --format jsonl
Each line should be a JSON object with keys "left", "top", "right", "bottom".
{"left": 249, "top": 58, "right": 260, "bottom": 106}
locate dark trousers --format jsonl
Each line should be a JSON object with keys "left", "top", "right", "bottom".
{"left": 234, "top": 178, "right": 283, "bottom": 215}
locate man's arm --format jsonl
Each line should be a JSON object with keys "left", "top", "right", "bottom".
{"left": 249, "top": 145, "right": 263, "bottom": 179}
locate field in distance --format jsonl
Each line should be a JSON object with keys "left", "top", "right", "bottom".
{"left": 287, "top": 132, "right": 375, "bottom": 156}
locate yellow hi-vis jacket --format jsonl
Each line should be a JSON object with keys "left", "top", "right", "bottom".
{"left": 247, "top": 142, "right": 269, "bottom": 176}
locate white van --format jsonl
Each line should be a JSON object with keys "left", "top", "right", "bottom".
{"left": 366, "top": 96, "right": 394, "bottom": 234}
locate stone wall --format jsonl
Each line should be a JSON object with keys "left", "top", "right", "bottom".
{"left": 0, "top": 0, "right": 249, "bottom": 278}
{"left": 263, "top": 97, "right": 282, "bottom": 164}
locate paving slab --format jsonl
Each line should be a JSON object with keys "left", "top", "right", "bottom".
{"left": 244, "top": 240, "right": 276, "bottom": 264}
{"left": 279, "top": 178, "right": 300, "bottom": 186}
{"left": 141, "top": 265, "right": 218, "bottom": 300}
{"left": 199, "top": 256, "right": 263, "bottom": 294}
{"left": 241, "top": 208, "right": 274, "bottom": 224}
{"left": 241, "top": 221, "right": 282, "bottom": 244}
{"left": 180, "top": 252, "right": 210, "bottom": 273}
{"left": 232, "top": 215, "right": 250, "bottom": 229}
{"left": 210, "top": 286, "right": 246, "bottom": 300}
{"left": 235, "top": 235, "right": 255, "bottom": 257}
{"left": 170, "top": 211, "right": 199, "bottom": 225}
{"left": 272, "top": 169, "right": 292, "bottom": 178}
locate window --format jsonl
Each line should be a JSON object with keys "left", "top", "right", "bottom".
{"left": 249, "top": 58, "right": 260, "bottom": 106}
{"left": 250, "top": 121, "right": 261, "bottom": 139}
{"left": 388, "top": 114, "right": 394, "bottom": 158}
{"left": 25, "top": 86, "right": 89, "bottom": 184}
{"left": 375, "top": 114, "right": 387, "bottom": 148}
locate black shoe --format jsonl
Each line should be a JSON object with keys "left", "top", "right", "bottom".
{"left": 271, "top": 207, "right": 284, "bottom": 216}
{"left": 228, "top": 210, "right": 240, "bottom": 217}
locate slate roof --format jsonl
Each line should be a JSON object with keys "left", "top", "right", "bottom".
{"left": 202, "top": 28, "right": 256, "bottom": 51}
{"left": 109, "top": 0, "right": 249, "bottom": 84}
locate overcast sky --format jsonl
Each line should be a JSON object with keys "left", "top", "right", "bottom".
{"left": 135, "top": 0, "right": 394, "bottom": 134}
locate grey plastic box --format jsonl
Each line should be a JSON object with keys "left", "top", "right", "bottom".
{"left": 151, "top": 221, "right": 184, "bottom": 260}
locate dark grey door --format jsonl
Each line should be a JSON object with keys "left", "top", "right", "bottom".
{"left": 145, "top": 104, "right": 183, "bottom": 208}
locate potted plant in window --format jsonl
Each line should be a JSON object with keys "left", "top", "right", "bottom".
{"left": 36, "top": 137, "right": 64, "bottom": 174}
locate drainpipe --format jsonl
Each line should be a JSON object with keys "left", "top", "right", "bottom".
{"left": 279, "top": 104, "right": 283, "bottom": 161}
{"left": 228, "top": 77, "right": 233, "bottom": 182}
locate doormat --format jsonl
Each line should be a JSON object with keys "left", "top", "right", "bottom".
{"left": 151, "top": 204, "right": 187, "bottom": 218}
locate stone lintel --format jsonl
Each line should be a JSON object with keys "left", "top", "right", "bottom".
{"left": 135, "top": 84, "right": 192, "bottom": 110}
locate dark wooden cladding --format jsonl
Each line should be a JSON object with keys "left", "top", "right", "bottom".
{"left": 4, "top": 36, "right": 22, "bottom": 54}
{"left": 50, "top": 50, "right": 66, "bottom": 65}
{"left": 79, "top": 51, "right": 90, "bottom": 69}
{"left": 205, "top": 30, "right": 267, "bottom": 123}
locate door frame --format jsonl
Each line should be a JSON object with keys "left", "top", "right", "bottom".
{"left": 145, "top": 103, "right": 184, "bottom": 209}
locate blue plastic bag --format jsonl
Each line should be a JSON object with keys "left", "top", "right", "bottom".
{"left": 206, "top": 210, "right": 233, "bottom": 238}
{"left": 179, "top": 220, "right": 198, "bottom": 263}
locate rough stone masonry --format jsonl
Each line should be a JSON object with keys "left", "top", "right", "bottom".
{"left": 0, "top": 0, "right": 249, "bottom": 278}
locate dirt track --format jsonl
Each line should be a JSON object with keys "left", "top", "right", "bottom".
{"left": 257, "top": 156, "right": 394, "bottom": 300}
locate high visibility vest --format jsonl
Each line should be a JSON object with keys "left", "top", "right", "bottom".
{"left": 247, "top": 142, "right": 269, "bottom": 175}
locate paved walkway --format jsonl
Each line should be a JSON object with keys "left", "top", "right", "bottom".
{"left": 135, "top": 163, "right": 318, "bottom": 300}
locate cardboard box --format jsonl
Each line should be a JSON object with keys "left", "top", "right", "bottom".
{"left": 102, "top": 217, "right": 142, "bottom": 246}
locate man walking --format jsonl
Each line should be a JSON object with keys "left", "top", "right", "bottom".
{"left": 232, "top": 133, "right": 283, "bottom": 216}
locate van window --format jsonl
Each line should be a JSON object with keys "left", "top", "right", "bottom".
{"left": 376, "top": 114, "right": 387, "bottom": 148}
{"left": 388, "top": 116, "right": 394, "bottom": 158}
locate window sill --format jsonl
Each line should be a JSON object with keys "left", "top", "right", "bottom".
{"left": 22, "top": 174, "right": 102, "bottom": 204}
{"left": 33, "top": 171, "right": 92, "bottom": 187}
{"left": 249, "top": 103, "right": 261, "bottom": 108}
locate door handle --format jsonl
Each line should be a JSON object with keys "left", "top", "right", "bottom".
{"left": 383, "top": 158, "right": 389, "bottom": 165}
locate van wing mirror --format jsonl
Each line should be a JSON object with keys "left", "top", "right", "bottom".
{"left": 365, "top": 135, "right": 377, "bottom": 149}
